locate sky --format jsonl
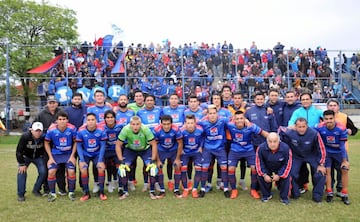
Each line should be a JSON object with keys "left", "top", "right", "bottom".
{"left": 39, "top": 0, "right": 359, "bottom": 54}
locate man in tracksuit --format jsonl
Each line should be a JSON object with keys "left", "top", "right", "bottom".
{"left": 256, "top": 133, "right": 292, "bottom": 205}
{"left": 279, "top": 117, "right": 326, "bottom": 202}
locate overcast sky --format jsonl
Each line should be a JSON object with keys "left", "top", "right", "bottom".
{"left": 41, "top": 0, "right": 359, "bottom": 54}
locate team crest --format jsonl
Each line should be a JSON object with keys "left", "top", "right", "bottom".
{"left": 108, "top": 133, "right": 116, "bottom": 140}
{"left": 188, "top": 137, "right": 196, "bottom": 145}
{"left": 88, "top": 138, "right": 96, "bottom": 147}
{"left": 164, "top": 138, "right": 172, "bottom": 145}
{"left": 59, "top": 137, "right": 67, "bottom": 146}
{"left": 148, "top": 114, "right": 155, "bottom": 122}
{"left": 210, "top": 127, "right": 218, "bottom": 136}
{"left": 326, "top": 136, "right": 335, "bottom": 143}
{"left": 235, "top": 133, "right": 243, "bottom": 140}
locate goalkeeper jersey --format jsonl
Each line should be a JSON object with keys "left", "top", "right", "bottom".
{"left": 118, "top": 124, "right": 154, "bottom": 151}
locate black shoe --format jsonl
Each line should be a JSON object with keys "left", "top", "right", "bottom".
{"left": 326, "top": 194, "right": 333, "bottom": 203}
{"left": 224, "top": 190, "right": 230, "bottom": 198}
{"left": 199, "top": 190, "right": 205, "bottom": 198}
{"left": 32, "top": 190, "right": 42, "bottom": 197}
{"left": 58, "top": 190, "right": 67, "bottom": 196}
{"left": 342, "top": 196, "right": 351, "bottom": 205}
{"left": 174, "top": 190, "right": 182, "bottom": 198}
{"left": 17, "top": 196, "right": 25, "bottom": 202}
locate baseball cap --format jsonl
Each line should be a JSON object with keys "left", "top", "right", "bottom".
{"left": 47, "top": 95, "right": 57, "bottom": 102}
{"left": 31, "top": 122, "right": 43, "bottom": 131}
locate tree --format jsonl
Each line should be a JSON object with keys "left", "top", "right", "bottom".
{"left": 0, "top": 0, "right": 78, "bottom": 115}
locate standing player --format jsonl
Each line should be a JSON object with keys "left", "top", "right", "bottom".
{"left": 16, "top": 122, "right": 46, "bottom": 201}
{"left": 221, "top": 85, "right": 233, "bottom": 108}
{"left": 184, "top": 95, "right": 205, "bottom": 122}
{"left": 152, "top": 115, "right": 183, "bottom": 198}
{"left": 316, "top": 110, "right": 350, "bottom": 205}
{"left": 199, "top": 105, "right": 230, "bottom": 198}
{"left": 44, "top": 111, "right": 77, "bottom": 202}
{"left": 226, "top": 111, "right": 269, "bottom": 199}
{"left": 115, "top": 94, "right": 135, "bottom": 125}
{"left": 256, "top": 133, "right": 292, "bottom": 205}
{"left": 180, "top": 114, "right": 205, "bottom": 198}
{"left": 76, "top": 113, "right": 108, "bottom": 201}
{"left": 115, "top": 116, "right": 159, "bottom": 200}
{"left": 127, "top": 90, "right": 145, "bottom": 114}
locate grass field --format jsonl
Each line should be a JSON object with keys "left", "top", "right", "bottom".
{"left": 0, "top": 135, "right": 359, "bottom": 222}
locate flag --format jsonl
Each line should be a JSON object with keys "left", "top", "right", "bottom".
{"left": 111, "top": 52, "right": 125, "bottom": 74}
{"left": 102, "top": 35, "right": 114, "bottom": 52}
{"left": 111, "top": 24, "right": 124, "bottom": 36}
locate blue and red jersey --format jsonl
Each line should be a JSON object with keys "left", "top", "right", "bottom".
{"left": 316, "top": 122, "right": 348, "bottom": 159}
{"left": 76, "top": 125, "right": 107, "bottom": 162}
{"left": 99, "top": 122, "right": 124, "bottom": 152}
{"left": 115, "top": 108, "right": 134, "bottom": 125}
{"left": 180, "top": 125, "right": 204, "bottom": 154}
{"left": 184, "top": 108, "right": 205, "bottom": 123}
{"left": 226, "top": 121, "right": 262, "bottom": 152}
{"left": 137, "top": 106, "right": 162, "bottom": 130}
{"left": 45, "top": 123, "right": 77, "bottom": 155}
{"left": 86, "top": 104, "right": 112, "bottom": 123}
{"left": 152, "top": 124, "right": 182, "bottom": 152}
{"left": 162, "top": 105, "right": 186, "bottom": 127}
{"left": 198, "top": 116, "right": 226, "bottom": 150}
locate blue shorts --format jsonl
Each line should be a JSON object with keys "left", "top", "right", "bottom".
{"left": 123, "top": 148, "right": 152, "bottom": 166}
{"left": 48, "top": 154, "right": 76, "bottom": 170}
{"left": 202, "top": 148, "right": 227, "bottom": 167}
{"left": 158, "top": 150, "right": 177, "bottom": 164}
{"left": 104, "top": 153, "right": 120, "bottom": 166}
{"left": 325, "top": 152, "right": 348, "bottom": 168}
{"left": 228, "top": 150, "right": 255, "bottom": 167}
{"left": 181, "top": 152, "right": 203, "bottom": 167}
{"left": 81, "top": 155, "right": 102, "bottom": 169}
{"left": 104, "top": 149, "right": 116, "bottom": 159}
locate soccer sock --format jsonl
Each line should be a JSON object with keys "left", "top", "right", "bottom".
{"left": 98, "top": 172, "right": 105, "bottom": 193}
{"left": 207, "top": 165, "right": 213, "bottom": 183}
{"left": 120, "top": 176, "right": 128, "bottom": 192}
{"left": 250, "top": 169, "right": 258, "bottom": 190}
{"left": 48, "top": 176, "right": 56, "bottom": 194}
{"left": 167, "top": 161, "right": 173, "bottom": 180}
{"left": 202, "top": 167, "right": 209, "bottom": 188}
{"left": 158, "top": 169, "right": 165, "bottom": 190}
{"left": 181, "top": 166, "right": 188, "bottom": 189}
{"left": 194, "top": 166, "right": 202, "bottom": 189}
{"left": 143, "top": 169, "right": 149, "bottom": 184}
{"left": 81, "top": 173, "right": 89, "bottom": 193}
{"left": 220, "top": 166, "right": 228, "bottom": 190}
{"left": 67, "top": 175, "right": 76, "bottom": 192}
{"left": 187, "top": 162, "right": 193, "bottom": 180}
{"left": 341, "top": 188, "right": 348, "bottom": 195}
{"left": 174, "top": 169, "right": 181, "bottom": 190}
{"left": 149, "top": 175, "right": 156, "bottom": 192}
{"left": 228, "top": 169, "right": 236, "bottom": 189}
{"left": 240, "top": 160, "right": 246, "bottom": 179}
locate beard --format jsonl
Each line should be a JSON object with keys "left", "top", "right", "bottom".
{"left": 119, "top": 103, "right": 127, "bottom": 108}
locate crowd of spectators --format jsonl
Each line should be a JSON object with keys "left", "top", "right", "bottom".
{"left": 37, "top": 40, "right": 360, "bottom": 105}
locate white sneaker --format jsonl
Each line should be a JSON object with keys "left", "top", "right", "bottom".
{"left": 108, "top": 183, "right": 114, "bottom": 193}
{"left": 93, "top": 182, "right": 100, "bottom": 193}
{"left": 239, "top": 179, "right": 248, "bottom": 191}
{"left": 112, "top": 179, "right": 118, "bottom": 190}
{"left": 128, "top": 181, "right": 136, "bottom": 191}
{"left": 216, "top": 179, "right": 222, "bottom": 190}
{"left": 142, "top": 183, "right": 149, "bottom": 192}
{"left": 155, "top": 182, "right": 161, "bottom": 192}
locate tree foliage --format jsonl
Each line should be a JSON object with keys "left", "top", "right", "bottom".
{"left": 0, "top": 0, "right": 79, "bottom": 112}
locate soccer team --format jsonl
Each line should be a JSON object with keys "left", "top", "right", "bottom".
{"left": 16, "top": 86, "right": 357, "bottom": 205}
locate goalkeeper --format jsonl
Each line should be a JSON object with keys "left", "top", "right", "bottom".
{"left": 115, "top": 116, "right": 159, "bottom": 200}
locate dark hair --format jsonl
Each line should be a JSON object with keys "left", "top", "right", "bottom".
{"left": 234, "top": 110, "right": 244, "bottom": 115}
{"left": 86, "top": 112, "right": 97, "bottom": 119}
{"left": 94, "top": 89, "right": 105, "bottom": 96}
{"left": 104, "top": 110, "right": 116, "bottom": 119}
{"left": 160, "top": 114, "right": 173, "bottom": 123}
{"left": 300, "top": 92, "right": 312, "bottom": 100}
{"left": 323, "top": 110, "right": 335, "bottom": 116}
{"left": 232, "top": 91, "right": 243, "bottom": 97}
{"left": 269, "top": 88, "right": 279, "bottom": 94}
{"left": 254, "top": 92, "right": 265, "bottom": 98}
{"left": 185, "top": 114, "right": 196, "bottom": 121}
{"left": 72, "top": 92, "right": 83, "bottom": 99}
{"left": 211, "top": 93, "right": 224, "bottom": 107}
{"left": 134, "top": 90, "right": 144, "bottom": 96}
{"left": 56, "top": 110, "right": 68, "bottom": 119}
{"left": 221, "top": 85, "right": 232, "bottom": 93}
{"left": 145, "top": 94, "right": 156, "bottom": 101}
{"left": 295, "top": 117, "right": 308, "bottom": 124}
{"left": 188, "top": 95, "right": 199, "bottom": 101}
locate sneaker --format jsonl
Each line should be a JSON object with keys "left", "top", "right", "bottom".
{"left": 155, "top": 182, "right": 161, "bottom": 192}
{"left": 187, "top": 181, "right": 193, "bottom": 190}
{"left": 326, "top": 193, "right": 333, "bottom": 203}
{"left": 17, "top": 196, "right": 25, "bottom": 202}
{"left": 128, "top": 181, "right": 136, "bottom": 191}
{"left": 336, "top": 192, "right": 343, "bottom": 198}
{"left": 157, "top": 191, "right": 166, "bottom": 199}
{"left": 216, "top": 179, "right": 222, "bottom": 190}
{"left": 108, "top": 183, "right": 114, "bottom": 193}
{"left": 58, "top": 190, "right": 67, "bottom": 196}
{"left": 280, "top": 199, "right": 290, "bottom": 205}
{"left": 47, "top": 193, "right": 57, "bottom": 202}
{"left": 205, "top": 184, "right": 212, "bottom": 193}
{"left": 32, "top": 190, "right": 42, "bottom": 197}
{"left": 299, "top": 188, "right": 307, "bottom": 194}
{"left": 250, "top": 189, "right": 260, "bottom": 199}
{"left": 192, "top": 190, "right": 199, "bottom": 198}
{"left": 261, "top": 195, "right": 273, "bottom": 202}
{"left": 149, "top": 191, "right": 157, "bottom": 200}
{"left": 99, "top": 193, "right": 108, "bottom": 201}
{"left": 68, "top": 192, "right": 75, "bottom": 201}
{"left": 182, "top": 189, "right": 189, "bottom": 198}
{"left": 142, "top": 183, "right": 149, "bottom": 192}
{"left": 239, "top": 180, "right": 248, "bottom": 191}
{"left": 342, "top": 196, "right": 351, "bottom": 205}
{"left": 42, "top": 191, "right": 50, "bottom": 197}
{"left": 230, "top": 189, "right": 238, "bottom": 199}
{"left": 168, "top": 181, "right": 174, "bottom": 191}
{"left": 174, "top": 190, "right": 182, "bottom": 198}
{"left": 93, "top": 183, "right": 100, "bottom": 193}
{"left": 118, "top": 190, "right": 128, "bottom": 200}
{"left": 80, "top": 193, "right": 91, "bottom": 202}
{"left": 112, "top": 180, "right": 118, "bottom": 190}
{"left": 224, "top": 190, "right": 230, "bottom": 198}
{"left": 199, "top": 190, "right": 206, "bottom": 198}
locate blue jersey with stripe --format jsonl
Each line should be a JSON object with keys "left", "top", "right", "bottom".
{"left": 316, "top": 122, "right": 348, "bottom": 158}
{"left": 76, "top": 125, "right": 107, "bottom": 161}
{"left": 115, "top": 108, "right": 134, "bottom": 125}
{"left": 87, "top": 104, "right": 112, "bottom": 123}
{"left": 162, "top": 105, "right": 186, "bottom": 127}
{"left": 199, "top": 117, "right": 226, "bottom": 150}
{"left": 45, "top": 123, "right": 77, "bottom": 155}
{"left": 152, "top": 124, "right": 182, "bottom": 152}
{"left": 180, "top": 125, "right": 204, "bottom": 154}
{"left": 137, "top": 106, "right": 162, "bottom": 130}
{"left": 226, "top": 122, "right": 262, "bottom": 152}
{"left": 102, "top": 122, "right": 124, "bottom": 152}
{"left": 184, "top": 108, "right": 205, "bottom": 123}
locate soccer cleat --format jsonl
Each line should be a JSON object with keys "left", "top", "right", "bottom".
{"left": 68, "top": 192, "right": 76, "bottom": 201}
{"left": 168, "top": 181, "right": 174, "bottom": 191}
{"left": 80, "top": 193, "right": 91, "bottom": 202}
{"left": 230, "top": 189, "right": 238, "bottom": 199}
{"left": 149, "top": 191, "right": 157, "bottom": 200}
{"left": 342, "top": 196, "right": 350, "bottom": 205}
{"left": 261, "top": 195, "right": 273, "bottom": 202}
{"left": 128, "top": 181, "right": 136, "bottom": 191}
{"left": 17, "top": 196, "right": 25, "bottom": 202}
{"left": 58, "top": 190, "right": 67, "bottom": 196}
{"left": 250, "top": 189, "right": 260, "bottom": 199}
{"left": 280, "top": 199, "right": 290, "bottom": 205}
{"left": 192, "top": 190, "right": 199, "bottom": 198}
{"left": 99, "top": 193, "right": 108, "bottom": 201}
{"left": 32, "top": 190, "right": 42, "bottom": 197}
{"left": 157, "top": 191, "right": 166, "bottom": 199}
{"left": 224, "top": 190, "right": 230, "bottom": 198}
{"left": 205, "top": 184, "right": 213, "bottom": 193}
{"left": 48, "top": 193, "right": 57, "bottom": 202}
{"left": 216, "top": 179, "right": 222, "bottom": 190}
{"left": 187, "top": 181, "right": 193, "bottom": 190}
{"left": 93, "top": 183, "right": 100, "bottom": 193}
{"left": 182, "top": 189, "right": 189, "bottom": 198}
{"left": 118, "top": 190, "right": 129, "bottom": 200}
{"left": 174, "top": 190, "right": 182, "bottom": 198}
{"left": 199, "top": 190, "right": 206, "bottom": 198}
{"left": 300, "top": 183, "right": 309, "bottom": 194}
{"left": 326, "top": 193, "right": 333, "bottom": 203}
{"left": 239, "top": 180, "right": 248, "bottom": 191}
{"left": 142, "top": 183, "right": 149, "bottom": 192}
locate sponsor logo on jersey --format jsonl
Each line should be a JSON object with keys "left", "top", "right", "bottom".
{"left": 326, "top": 136, "right": 335, "bottom": 143}
{"left": 210, "top": 127, "right": 218, "bottom": 136}
{"left": 188, "top": 137, "right": 196, "bottom": 145}
{"left": 164, "top": 138, "right": 172, "bottom": 145}
{"left": 59, "top": 137, "right": 67, "bottom": 146}
{"left": 171, "top": 113, "right": 179, "bottom": 121}
{"left": 88, "top": 138, "right": 96, "bottom": 147}
{"left": 235, "top": 133, "right": 243, "bottom": 140}
{"left": 108, "top": 133, "right": 116, "bottom": 140}
{"left": 134, "top": 140, "right": 140, "bottom": 146}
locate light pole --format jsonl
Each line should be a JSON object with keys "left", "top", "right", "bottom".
{"left": 5, "top": 39, "right": 10, "bottom": 135}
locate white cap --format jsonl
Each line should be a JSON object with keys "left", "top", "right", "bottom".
{"left": 31, "top": 122, "right": 43, "bottom": 131}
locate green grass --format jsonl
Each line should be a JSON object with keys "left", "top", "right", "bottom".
{"left": 0, "top": 139, "right": 359, "bottom": 222}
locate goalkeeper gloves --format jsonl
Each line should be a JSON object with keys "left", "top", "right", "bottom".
{"left": 118, "top": 161, "right": 130, "bottom": 178}
{"left": 146, "top": 160, "right": 158, "bottom": 177}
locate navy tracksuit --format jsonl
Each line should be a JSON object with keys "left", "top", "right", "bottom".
{"left": 279, "top": 127, "right": 326, "bottom": 201}
{"left": 256, "top": 141, "right": 292, "bottom": 201}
